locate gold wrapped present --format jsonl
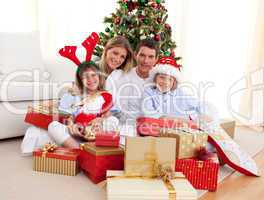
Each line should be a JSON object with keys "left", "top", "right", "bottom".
{"left": 160, "top": 128, "right": 208, "bottom": 159}
{"left": 125, "top": 137, "right": 176, "bottom": 177}
{"left": 30, "top": 100, "right": 59, "bottom": 115}
{"left": 106, "top": 170, "right": 197, "bottom": 200}
{"left": 33, "top": 143, "right": 79, "bottom": 176}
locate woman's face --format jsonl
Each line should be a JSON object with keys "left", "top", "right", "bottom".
{"left": 105, "top": 46, "right": 128, "bottom": 71}
{"left": 82, "top": 68, "right": 100, "bottom": 93}
{"left": 155, "top": 73, "right": 176, "bottom": 93}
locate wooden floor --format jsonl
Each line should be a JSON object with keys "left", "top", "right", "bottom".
{"left": 200, "top": 144, "right": 264, "bottom": 200}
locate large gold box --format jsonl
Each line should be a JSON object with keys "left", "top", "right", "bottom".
{"left": 160, "top": 129, "right": 208, "bottom": 159}
{"left": 125, "top": 137, "right": 176, "bottom": 177}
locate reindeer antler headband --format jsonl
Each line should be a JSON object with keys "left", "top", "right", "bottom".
{"left": 59, "top": 32, "right": 100, "bottom": 73}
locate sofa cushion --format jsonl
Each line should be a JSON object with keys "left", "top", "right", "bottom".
{"left": 0, "top": 81, "right": 71, "bottom": 102}
{"left": 0, "top": 32, "right": 44, "bottom": 80}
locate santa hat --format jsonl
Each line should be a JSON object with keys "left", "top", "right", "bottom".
{"left": 149, "top": 56, "right": 182, "bottom": 82}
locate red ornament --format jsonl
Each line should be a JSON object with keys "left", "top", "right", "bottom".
{"left": 138, "top": 15, "right": 145, "bottom": 21}
{"left": 151, "top": 2, "right": 157, "bottom": 8}
{"left": 157, "top": 18, "right": 162, "bottom": 23}
{"left": 165, "top": 24, "right": 171, "bottom": 29}
{"left": 114, "top": 17, "right": 121, "bottom": 24}
{"left": 154, "top": 34, "right": 161, "bottom": 41}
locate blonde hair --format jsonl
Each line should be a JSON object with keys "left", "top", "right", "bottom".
{"left": 99, "top": 36, "right": 134, "bottom": 75}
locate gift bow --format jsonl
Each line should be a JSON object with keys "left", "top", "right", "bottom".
{"left": 124, "top": 138, "right": 178, "bottom": 199}
{"left": 42, "top": 142, "right": 57, "bottom": 155}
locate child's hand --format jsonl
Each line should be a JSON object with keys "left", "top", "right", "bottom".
{"left": 88, "top": 118, "right": 104, "bottom": 133}
{"left": 68, "top": 123, "right": 84, "bottom": 138}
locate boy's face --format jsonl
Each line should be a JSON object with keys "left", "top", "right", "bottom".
{"left": 155, "top": 73, "right": 176, "bottom": 93}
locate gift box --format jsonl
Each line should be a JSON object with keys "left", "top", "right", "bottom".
{"left": 107, "top": 170, "right": 198, "bottom": 200}
{"left": 79, "top": 142, "right": 124, "bottom": 183}
{"left": 137, "top": 117, "right": 198, "bottom": 137}
{"left": 160, "top": 128, "right": 208, "bottom": 159}
{"left": 125, "top": 137, "right": 176, "bottom": 177}
{"left": 95, "top": 132, "right": 120, "bottom": 147}
{"left": 25, "top": 101, "right": 69, "bottom": 129}
{"left": 175, "top": 159, "right": 219, "bottom": 191}
{"left": 33, "top": 146, "right": 80, "bottom": 176}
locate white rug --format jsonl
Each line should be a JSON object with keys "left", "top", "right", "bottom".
{"left": 0, "top": 127, "right": 263, "bottom": 200}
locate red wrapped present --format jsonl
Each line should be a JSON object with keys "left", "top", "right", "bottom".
{"left": 95, "top": 132, "right": 120, "bottom": 147}
{"left": 25, "top": 103, "right": 69, "bottom": 129}
{"left": 175, "top": 158, "right": 219, "bottom": 191}
{"left": 33, "top": 144, "right": 80, "bottom": 176}
{"left": 79, "top": 142, "right": 124, "bottom": 183}
{"left": 137, "top": 117, "right": 198, "bottom": 136}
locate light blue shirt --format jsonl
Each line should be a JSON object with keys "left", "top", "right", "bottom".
{"left": 141, "top": 86, "right": 206, "bottom": 120}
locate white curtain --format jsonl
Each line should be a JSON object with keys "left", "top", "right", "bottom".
{"left": 167, "top": 0, "right": 263, "bottom": 123}
{"left": 0, "top": 0, "right": 263, "bottom": 122}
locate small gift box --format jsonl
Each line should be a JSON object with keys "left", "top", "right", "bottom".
{"left": 175, "top": 158, "right": 219, "bottom": 191}
{"left": 160, "top": 128, "right": 208, "bottom": 159}
{"left": 125, "top": 137, "right": 176, "bottom": 177}
{"left": 25, "top": 100, "right": 69, "bottom": 130}
{"left": 95, "top": 132, "right": 120, "bottom": 147}
{"left": 33, "top": 144, "right": 80, "bottom": 176}
{"left": 79, "top": 142, "right": 124, "bottom": 183}
{"left": 107, "top": 170, "right": 198, "bottom": 200}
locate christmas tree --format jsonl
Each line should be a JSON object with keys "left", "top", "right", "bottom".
{"left": 94, "top": 0, "right": 180, "bottom": 61}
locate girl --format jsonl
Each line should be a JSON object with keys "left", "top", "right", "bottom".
{"left": 49, "top": 62, "right": 118, "bottom": 148}
{"left": 141, "top": 56, "right": 218, "bottom": 126}
{"left": 21, "top": 33, "right": 119, "bottom": 153}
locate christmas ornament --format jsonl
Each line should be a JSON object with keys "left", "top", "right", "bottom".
{"left": 165, "top": 23, "right": 171, "bottom": 29}
{"left": 151, "top": 2, "right": 157, "bottom": 8}
{"left": 154, "top": 34, "right": 160, "bottom": 41}
{"left": 114, "top": 17, "right": 121, "bottom": 24}
{"left": 156, "top": 0, "right": 161, "bottom": 4}
{"left": 164, "top": 51, "right": 170, "bottom": 56}
{"left": 105, "top": 27, "right": 110, "bottom": 32}
{"left": 144, "top": 18, "right": 150, "bottom": 25}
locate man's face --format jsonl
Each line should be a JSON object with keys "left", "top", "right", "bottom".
{"left": 135, "top": 46, "right": 158, "bottom": 76}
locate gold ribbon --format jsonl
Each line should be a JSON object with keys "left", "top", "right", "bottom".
{"left": 41, "top": 142, "right": 57, "bottom": 157}
{"left": 107, "top": 172, "right": 187, "bottom": 200}
{"left": 124, "top": 137, "right": 177, "bottom": 199}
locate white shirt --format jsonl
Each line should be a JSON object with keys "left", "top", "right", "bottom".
{"left": 106, "top": 67, "right": 151, "bottom": 123}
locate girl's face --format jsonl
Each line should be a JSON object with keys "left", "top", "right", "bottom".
{"left": 155, "top": 73, "right": 176, "bottom": 93}
{"left": 105, "top": 46, "right": 128, "bottom": 71}
{"left": 82, "top": 68, "right": 100, "bottom": 93}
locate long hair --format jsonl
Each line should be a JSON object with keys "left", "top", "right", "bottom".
{"left": 99, "top": 36, "right": 134, "bottom": 75}
{"left": 75, "top": 62, "right": 105, "bottom": 94}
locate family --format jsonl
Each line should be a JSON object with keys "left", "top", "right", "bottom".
{"left": 21, "top": 34, "right": 218, "bottom": 154}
